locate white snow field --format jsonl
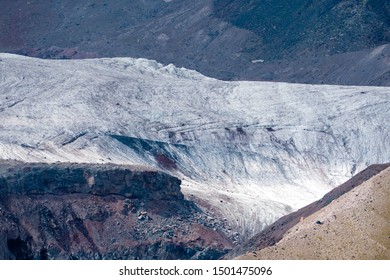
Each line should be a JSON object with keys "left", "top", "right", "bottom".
{"left": 1, "top": 53, "right": 389, "bottom": 238}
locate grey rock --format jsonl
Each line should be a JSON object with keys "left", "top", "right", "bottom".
{"left": 0, "top": 0, "right": 389, "bottom": 85}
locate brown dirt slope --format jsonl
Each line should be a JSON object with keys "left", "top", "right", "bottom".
{"left": 237, "top": 164, "right": 390, "bottom": 260}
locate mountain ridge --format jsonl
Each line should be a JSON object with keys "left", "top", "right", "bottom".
{"left": 236, "top": 163, "right": 390, "bottom": 259}
{"left": 225, "top": 163, "right": 390, "bottom": 259}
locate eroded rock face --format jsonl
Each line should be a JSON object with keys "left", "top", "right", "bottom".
{"left": 0, "top": 161, "right": 232, "bottom": 259}
{"left": 0, "top": 161, "right": 182, "bottom": 200}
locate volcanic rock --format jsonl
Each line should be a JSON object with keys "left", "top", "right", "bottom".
{"left": 0, "top": 160, "right": 233, "bottom": 260}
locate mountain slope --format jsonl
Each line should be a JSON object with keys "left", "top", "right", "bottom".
{"left": 237, "top": 164, "right": 390, "bottom": 259}
{"left": 215, "top": 0, "right": 390, "bottom": 58}
{"left": 0, "top": 0, "right": 261, "bottom": 80}
{"left": 1, "top": 53, "right": 390, "bottom": 239}
{"left": 226, "top": 163, "right": 390, "bottom": 258}
{"left": 0, "top": 0, "right": 389, "bottom": 85}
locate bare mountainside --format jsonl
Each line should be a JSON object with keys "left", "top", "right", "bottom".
{"left": 226, "top": 163, "right": 390, "bottom": 258}
{"left": 0, "top": 0, "right": 389, "bottom": 85}
{"left": 1, "top": 53, "right": 390, "bottom": 241}
{"left": 214, "top": 0, "right": 390, "bottom": 59}
{"left": 237, "top": 164, "right": 390, "bottom": 260}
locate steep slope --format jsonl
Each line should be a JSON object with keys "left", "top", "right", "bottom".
{"left": 0, "top": 160, "right": 232, "bottom": 259}
{"left": 236, "top": 44, "right": 390, "bottom": 86}
{"left": 237, "top": 164, "right": 390, "bottom": 259}
{"left": 0, "top": 0, "right": 389, "bottom": 85}
{"left": 213, "top": 0, "right": 390, "bottom": 85}
{"left": 1, "top": 53, "right": 390, "bottom": 239}
{"left": 215, "top": 0, "right": 390, "bottom": 58}
{"left": 0, "top": 0, "right": 261, "bottom": 81}
{"left": 226, "top": 163, "right": 390, "bottom": 258}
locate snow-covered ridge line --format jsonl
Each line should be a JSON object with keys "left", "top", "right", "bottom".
{"left": 0, "top": 53, "right": 209, "bottom": 81}
{"left": 1, "top": 53, "right": 390, "bottom": 239}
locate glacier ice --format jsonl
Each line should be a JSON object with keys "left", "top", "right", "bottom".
{"left": 0, "top": 53, "right": 389, "bottom": 238}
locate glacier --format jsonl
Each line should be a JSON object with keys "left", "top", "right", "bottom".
{"left": 1, "top": 53, "right": 389, "bottom": 239}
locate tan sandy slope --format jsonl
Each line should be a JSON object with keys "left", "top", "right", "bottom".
{"left": 238, "top": 166, "right": 390, "bottom": 260}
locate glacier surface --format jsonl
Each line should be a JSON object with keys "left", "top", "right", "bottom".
{"left": 1, "top": 53, "right": 389, "bottom": 238}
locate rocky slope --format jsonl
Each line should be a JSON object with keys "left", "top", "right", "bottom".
{"left": 0, "top": 0, "right": 389, "bottom": 85}
{"left": 1, "top": 53, "right": 390, "bottom": 240}
{"left": 0, "top": 160, "right": 232, "bottom": 260}
{"left": 235, "top": 164, "right": 390, "bottom": 260}
{"left": 215, "top": 0, "right": 390, "bottom": 59}
{"left": 236, "top": 44, "right": 390, "bottom": 86}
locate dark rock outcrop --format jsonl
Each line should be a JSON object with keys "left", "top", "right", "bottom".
{"left": 0, "top": 160, "right": 232, "bottom": 260}
{"left": 0, "top": 161, "right": 182, "bottom": 200}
